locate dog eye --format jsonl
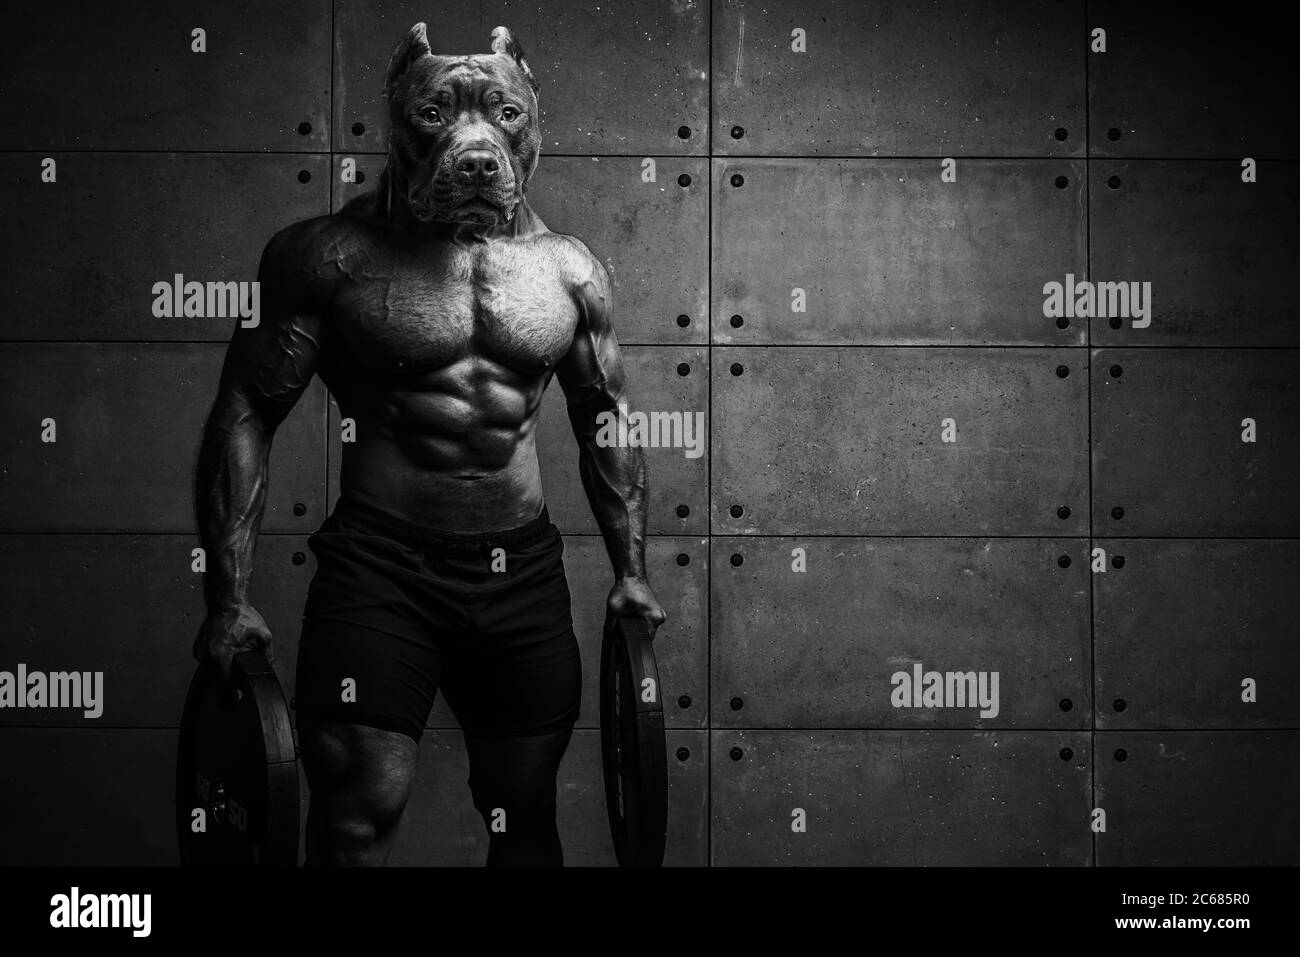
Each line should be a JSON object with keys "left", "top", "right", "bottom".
{"left": 419, "top": 108, "right": 440, "bottom": 123}
{"left": 501, "top": 107, "right": 519, "bottom": 121}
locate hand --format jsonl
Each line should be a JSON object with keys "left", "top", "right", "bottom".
{"left": 192, "top": 603, "right": 273, "bottom": 677}
{"left": 606, "top": 577, "right": 667, "bottom": 639}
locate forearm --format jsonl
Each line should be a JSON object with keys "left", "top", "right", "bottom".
{"left": 576, "top": 438, "right": 649, "bottom": 581}
{"left": 194, "top": 393, "right": 273, "bottom": 612}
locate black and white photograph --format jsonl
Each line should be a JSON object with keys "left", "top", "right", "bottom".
{"left": 0, "top": 0, "right": 1294, "bottom": 940}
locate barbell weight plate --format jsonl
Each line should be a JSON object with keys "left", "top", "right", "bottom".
{"left": 176, "top": 651, "right": 299, "bottom": 867}
{"left": 600, "top": 617, "right": 668, "bottom": 867}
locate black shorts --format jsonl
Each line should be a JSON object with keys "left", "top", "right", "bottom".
{"left": 294, "top": 494, "right": 582, "bottom": 742}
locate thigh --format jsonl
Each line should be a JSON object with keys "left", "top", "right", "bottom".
{"left": 295, "top": 615, "right": 441, "bottom": 742}
{"left": 443, "top": 626, "right": 580, "bottom": 820}
{"left": 297, "top": 511, "right": 447, "bottom": 740}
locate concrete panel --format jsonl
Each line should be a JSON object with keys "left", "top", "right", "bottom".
{"left": 711, "top": 538, "right": 1090, "bottom": 728}
{"left": 1096, "top": 732, "right": 1300, "bottom": 866}
{"left": 0, "top": 153, "right": 331, "bottom": 341}
{"left": 3, "top": 1, "right": 330, "bottom": 150}
{"left": 1090, "top": 5, "right": 1297, "bottom": 158}
{"left": 0, "top": 344, "right": 327, "bottom": 533}
{"left": 1095, "top": 540, "right": 1300, "bottom": 730}
{"left": 387, "top": 729, "right": 707, "bottom": 866}
{"left": 1090, "top": 162, "right": 1300, "bottom": 346}
{"left": 711, "top": 730, "right": 1091, "bottom": 866}
{"left": 333, "top": 155, "right": 708, "bottom": 345}
{"left": 334, "top": 0, "right": 707, "bottom": 155}
{"left": 1092, "top": 349, "right": 1300, "bottom": 537}
{"left": 425, "top": 536, "right": 708, "bottom": 730}
{"left": 713, "top": 0, "right": 1084, "bottom": 157}
{"left": 712, "top": 347, "right": 1088, "bottom": 535}
{"left": 713, "top": 159, "right": 1085, "bottom": 345}
{"left": 0, "top": 535, "right": 312, "bottom": 727}
{"left": 539, "top": 346, "right": 709, "bottom": 535}
{"left": 0, "top": 729, "right": 178, "bottom": 865}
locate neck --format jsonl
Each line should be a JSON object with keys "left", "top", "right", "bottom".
{"left": 379, "top": 166, "right": 538, "bottom": 241}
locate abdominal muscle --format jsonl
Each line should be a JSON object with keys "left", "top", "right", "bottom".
{"left": 333, "top": 358, "right": 551, "bottom": 533}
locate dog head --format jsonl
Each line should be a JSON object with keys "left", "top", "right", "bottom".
{"left": 383, "top": 23, "right": 541, "bottom": 226}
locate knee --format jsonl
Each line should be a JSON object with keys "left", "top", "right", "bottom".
{"left": 342, "top": 773, "right": 410, "bottom": 836}
{"left": 306, "top": 771, "right": 410, "bottom": 866}
{"left": 301, "top": 721, "right": 415, "bottom": 861}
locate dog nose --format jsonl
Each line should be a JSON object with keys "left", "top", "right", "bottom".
{"left": 455, "top": 150, "right": 500, "bottom": 184}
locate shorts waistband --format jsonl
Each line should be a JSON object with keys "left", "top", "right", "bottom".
{"left": 326, "top": 495, "right": 554, "bottom": 552}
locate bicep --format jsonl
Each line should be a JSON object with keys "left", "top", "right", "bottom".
{"left": 215, "top": 228, "right": 326, "bottom": 431}
{"left": 556, "top": 255, "right": 627, "bottom": 427}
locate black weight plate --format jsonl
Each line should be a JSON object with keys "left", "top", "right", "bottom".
{"left": 176, "top": 652, "right": 298, "bottom": 867}
{"left": 600, "top": 618, "right": 668, "bottom": 866}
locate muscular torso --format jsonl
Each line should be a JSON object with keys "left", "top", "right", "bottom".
{"left": 304, "top": 199, "right": 582, "bottom": 531}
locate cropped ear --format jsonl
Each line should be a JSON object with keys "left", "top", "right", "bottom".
{"left": 384, "top": 22, "right": 433, "bottom": 97}
{"left": 489, "top": 25, "right": 539, "bottom": 97}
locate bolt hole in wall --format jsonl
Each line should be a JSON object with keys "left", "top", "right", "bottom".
{"left": 0, "top": 0, "right": 1297, "bottom": 871}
